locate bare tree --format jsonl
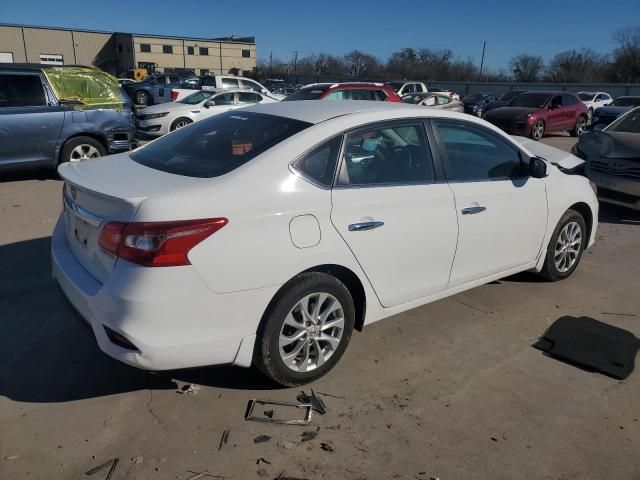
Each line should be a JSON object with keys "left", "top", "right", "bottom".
{"left": 509, "top": 54, "right": 545, "bottom": 82}
{"left": 612, "top": 26, "right": 640, "bottom": 82}
{"left": 343, "top": 50, "right": 380, "bottom": 79}
{"left": 545, "top": 49, "right": 609, "bottom": 83}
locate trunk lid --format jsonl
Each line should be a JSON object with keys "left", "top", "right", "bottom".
{"left": 58, "top": 152, "right": 209, "bottom": 282}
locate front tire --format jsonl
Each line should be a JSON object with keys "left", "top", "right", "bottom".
{"left": 587, "top": 107, "right": 593, "bottom": 123}
{"left": 60, "top": 136, "right": 106, "bottom": 164}
{"left": 170, "top": 117, "right": 192, "bottom": 131}
{"left": 538, "top": 209, "right": 587, "bottom": 281}
{"left": 570, "top": 115, "right": 587, "bottom": 137}
{"left": 530, "top": 119, "right": 545, "bottom": 140}
{"left": 255, "top": 272, "right": 355, "bottom": 386}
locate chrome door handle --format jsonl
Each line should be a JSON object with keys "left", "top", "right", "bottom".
{"left": 348, "top": 221, "right": 384, "bottom": 232}
{"left": 461, "top": 206, "right": 487, "bottom": 215}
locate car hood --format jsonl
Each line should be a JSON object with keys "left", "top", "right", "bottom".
{"left": 577, "top": 131, "right": 640, "bottom": 161}
{"left": 512, "top": 136, "right": 584, "bottom": 170}
{"left": 485, "top": 107, "right": 540, "bottom": 121}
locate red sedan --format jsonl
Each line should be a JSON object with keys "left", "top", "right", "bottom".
{"left": 483, "top": 91, "right": 588, "bottom": 140}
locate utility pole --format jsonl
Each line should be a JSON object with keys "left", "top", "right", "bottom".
{"left": 269, "top": 51, "right": 273, "bottom": 76}
{"left": 479, "top": 41, "right": 486, "bottom": 81}
{"left": 293, "top": 50, "right": 298, "bottom": 81}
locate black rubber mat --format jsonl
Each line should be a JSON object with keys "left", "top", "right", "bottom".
{"left": 533, "top": 316, "right": 640, "bottom": 379}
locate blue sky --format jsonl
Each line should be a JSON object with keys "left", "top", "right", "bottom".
{"left": 2, "top": 0, "right": 639, "bottom": 71}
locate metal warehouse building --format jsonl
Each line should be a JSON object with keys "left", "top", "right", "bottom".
{"left": 0, "top": 23, "right": 256, "bottom": 77}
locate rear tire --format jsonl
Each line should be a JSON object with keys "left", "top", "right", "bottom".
{"left": 538, "top": 209, "right": 587, "bottom": 281}
{"left": 255, "top": 272, "right": 355, "bottom": 386}
{"left": 60, "top": 136, "right": 106, "bottom": 164}
{"left": 134, "top": 91, "right": 150, "bottom": 106}
{"left": 570, "top": 115, "right": 587, "bottom": 137}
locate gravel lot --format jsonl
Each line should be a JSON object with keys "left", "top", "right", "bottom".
{"left": 1, "top": 134, "right": 639, "bottom": 480}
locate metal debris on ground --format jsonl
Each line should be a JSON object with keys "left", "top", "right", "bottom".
{"left": 85, "top": 458, "right": 119, "bottom": 479}
{"left": 316, "top": 391, "right": 346, "bottom": 399}
{"left": 218, "top": 430, "right": 230, "bottom": 450}
{"left": 296, "top": 390, "right": 327, "bottom": 415}
{"left": 179, "top": 384, "right": 201, "bottom": 395}
{"left": 277, "top": 441, "right": 296, "bottom": 449}
{"left": 4, "top": 455, "right": 19, "bottom": 460}
{"left": 263, "top": 410, "right": 274, "bottom": 418}
{"left": 300, "top": 431, "right": 318, "bottom": 442}
{"left": 245, "top": 399, "right": 312, "bottom": 426}
{"left": 274, "top": 472, "right": 309, "bottom": 480}
{"left": 253, "top": 435, "right": 272, "bottom": 444}
{"left": 256, "top": 457, "right": 272, "bottom": 465}
{"left": 320, "top": 442, "right": 334, "bottom": 452}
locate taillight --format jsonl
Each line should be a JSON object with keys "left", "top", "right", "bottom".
{"left": 98, "top": 218, "right": 228, "bottom": 267}
{"left": 170, "top": 90, "right": 179, "bottom": 101}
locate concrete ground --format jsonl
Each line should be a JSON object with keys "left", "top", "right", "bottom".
{"left": 1, "top": 135, "right": 639, "bottom": 480}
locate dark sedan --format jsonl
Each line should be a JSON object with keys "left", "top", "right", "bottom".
{"left": 484, "top": 90, "right": 529, "bottom": 114}
{"left": 483, "top": 91, "right": 588, "bottom": 140}
{"left": 461, "top": 93, "right": 498, "bottom": 117}
{"left": 592, "top": 96, "right": 640, "bottom": 129}
{"left": 574, "top": 107, "right": 640, "bottom": 210}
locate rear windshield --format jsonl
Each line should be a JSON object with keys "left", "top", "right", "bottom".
{"left": 130, "top": 111, "right": 311, "bottom": 178}
{"left": 578, "top": 93, "right": 595, "bottom": 101}
{"left": 282, "top": 88, "right": 329, "bottom": 101}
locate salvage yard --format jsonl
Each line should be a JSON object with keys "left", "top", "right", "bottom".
{"left": 1, "top": 135, "right": 639, "bottom": 480}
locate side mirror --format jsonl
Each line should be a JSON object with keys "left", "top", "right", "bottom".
{"left": 529, "top": 157, "right": 548, "bottom": 178}
{"left": 204, "top": 100, "right": 215, "bottom": 108}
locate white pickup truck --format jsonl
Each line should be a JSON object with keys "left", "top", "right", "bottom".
{"left": 171, "top": 75, "right": 273, "bottom": 101}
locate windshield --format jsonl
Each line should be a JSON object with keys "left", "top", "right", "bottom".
{"left": 130, "top": 112, "right": 311, "bottom": 178}
{"left": 499, "top": 91, "right": 521, "bottom": 101}
{"left": 605, "top": 107, "right": 640, "bottom": 134}
{"left": 578, "top": 93, "right": 595, "bottom": 101}
{"left": 178, "top": 91, "right": 212, "bottom": 105}
{"left": 613, "top": 97, "right": 640, "bottom": 107}
{"left": 282, "top": 88, "right": 328, "bottom": 101}
{"left": 463, "top": 93, "right": 485, "bottom": 101}
{"left": 508, "top": 93, "right": 550, "bottom": 108}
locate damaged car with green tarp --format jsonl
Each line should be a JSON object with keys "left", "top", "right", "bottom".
{"left": 0, "top": 64, "right": 135, "bottom": 172}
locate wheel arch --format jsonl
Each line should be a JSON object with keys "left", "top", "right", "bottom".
{"left": 58, "top": 133, "right": 107, "bottom": 163}
{"left": 568, "top": 201, "right": 594, "bottom": 244}
{"left": 259, "top": 264, "right": 368, "bottom": 335}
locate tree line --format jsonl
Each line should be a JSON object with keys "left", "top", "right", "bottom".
{"left": 257, "top": 26, "right": 640, "bottom": 84}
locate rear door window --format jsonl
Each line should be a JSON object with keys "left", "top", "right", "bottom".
{"left": 201, "top": 76, "right": 215, "bottom": 87}
{"left": 349, "top": 89, "right": 378, "bottom": 101}
{"left": 0, "top": 74, "right": 47, "bottom": 107}
{"left": 238, "top": 92, "right": 261, "bottom": 104}
{"left": 212, "top": 92, "right": 236, "bottom": 105}
{"left": 325, "top": 90, "right": 348, "bottom": 100}
{"left": 337, "top": 123, "right": 435, "bottom": 185}
{"left": 221, "top": 78, "right": 240, "bottom": 88}
{"left": 375, "top": 89, "right": 388, "bottom": 101}
{"left": 130, "top": 111, "right": 311, "bottom": 178}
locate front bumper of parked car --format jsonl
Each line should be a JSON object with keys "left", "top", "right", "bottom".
{"left": 586, "top": 164, "right": 640, "bottom": 210}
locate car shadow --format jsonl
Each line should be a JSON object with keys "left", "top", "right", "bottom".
{"left": 598, "top": 203, "right": 640, "bottom": 226}
{"left": 0, "top": 168, "right": 59, "bottom": 183}
{"left": 0, "top": 237, "right": 278, "bottom": 404}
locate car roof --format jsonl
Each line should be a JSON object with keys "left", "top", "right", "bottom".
{"left": 403, "top": 92, "right": 448, "bottom": 97}
{"left": 0, "top": 63, "right": 95, "bottom": 72}
{"left": 240, "top": 100, "right": 420, "bottom": 124}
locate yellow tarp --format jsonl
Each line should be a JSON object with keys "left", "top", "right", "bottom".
{"left": 43, "top": 67, "right": 125, "bottom": 111}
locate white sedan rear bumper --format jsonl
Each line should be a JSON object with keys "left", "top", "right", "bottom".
{"left": 51, "top": 215, "right": 277, "bottom": 370}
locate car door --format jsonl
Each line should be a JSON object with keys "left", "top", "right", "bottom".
{"left": 330, "top": 121, "right": 458, "bottom": 307}
{"left": 200, "top": 92, "right": 238, "bottom": 119}
{"left": 562, "top": 94, "right": 580, "bottom": 128}
{"left": 546, "top": 95, "right": 566, "bottom": 131}
{"left": 0, "top": 72, "right": 65, "bottom": 168}
{"left": 431, "top": 120, "right": 547, "bottom": 286}
{"left": 151, "top": 75, "right": 168, "bottom": 103}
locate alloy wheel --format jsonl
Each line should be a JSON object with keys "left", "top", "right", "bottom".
{"left": 554, "top": 221, "right": 582, "bottom": 273}
{"left": 70, "top": 144, "right": 101, "bottom": 162}
{"left": 278, "top": 292, "right": 345, "bottom": 372}
{"left": 174, "top": 120, "right": 190, "bottom": 129}
{"left": 576, "top": 117, "right": 586, "bottom": 135}
{"left": 532, "top": 120, "right": 544, "bottom": 140}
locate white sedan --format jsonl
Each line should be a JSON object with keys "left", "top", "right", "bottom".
{"left": 52, "top": 101, "right": 598, "bottom": 386}
{"left": 577, "top": 91, "right": 613, "bottom": 121}
{"left": 135, "top": 89, "right": 276, "bottom": 137}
